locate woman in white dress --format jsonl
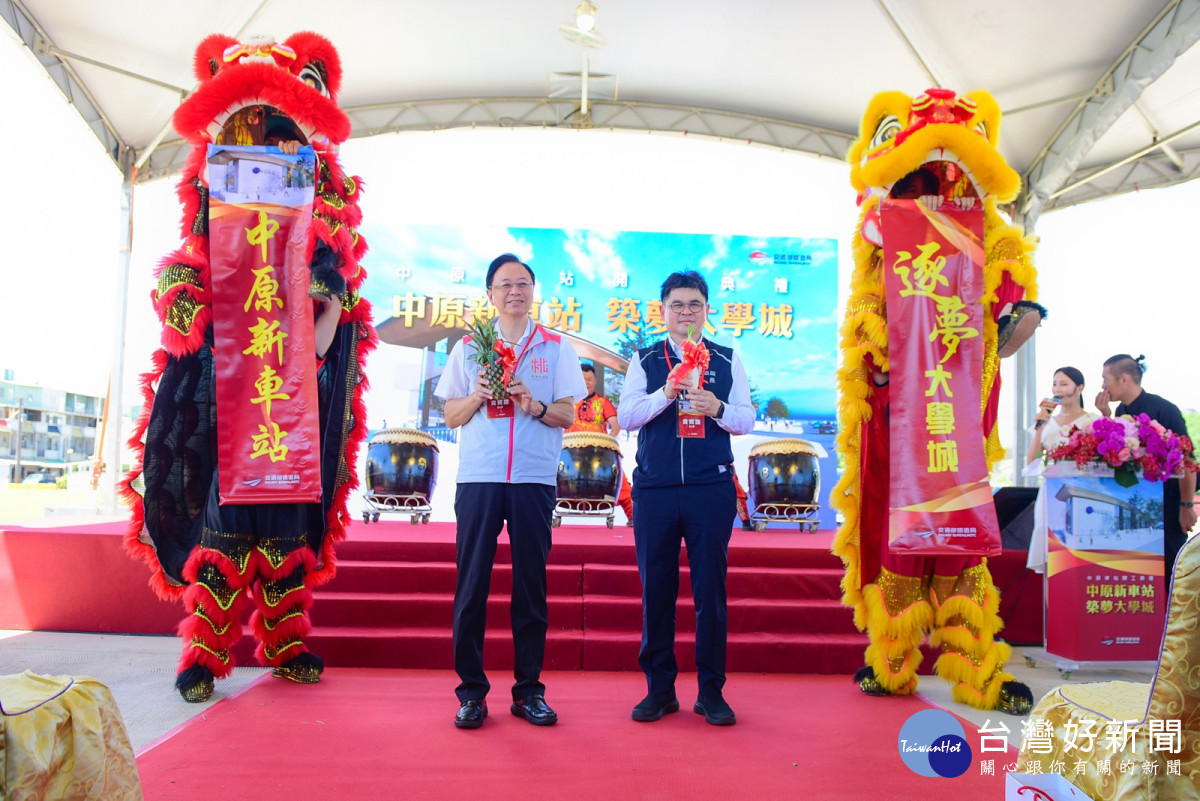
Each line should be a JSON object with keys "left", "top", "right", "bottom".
{"left": 1025, "top": 366, "right": 1099, "bottom": 465}
{"left": 1025, "top": 367, "right": 1100, "bottom": 572}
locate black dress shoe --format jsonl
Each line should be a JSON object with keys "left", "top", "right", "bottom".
{"left": 454, "top": 699, "right": 488, "bottom": 729}
{"left": 694, "top": 691, "right": 736, "bottom": 726}
{"left": 510, "top": 694, "right": 558, "bottom": 726}
{"left": 632, "top": 691, "right": 680, "bottom": 722}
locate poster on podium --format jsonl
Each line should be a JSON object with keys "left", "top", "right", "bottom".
{"left": 1042, "top": 470, "right": 1166, "bottom": 662}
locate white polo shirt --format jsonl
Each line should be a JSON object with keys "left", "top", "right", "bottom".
{"left": 435, "top": 319, "right": 586, "bottom": 485}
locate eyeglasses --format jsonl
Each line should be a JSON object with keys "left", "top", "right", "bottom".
{"left": 489, "top": 281, "right": 534, "bottom": 293}
{"left": 667, "top": 301, "right": 707, "bottom": 313}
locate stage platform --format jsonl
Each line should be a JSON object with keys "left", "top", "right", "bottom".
{"left": 0, "top": 519, "right": 1043, "bottom": 674}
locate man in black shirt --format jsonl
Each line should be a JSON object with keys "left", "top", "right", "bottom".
{"left": 1095, "top": 354, "right": 1197, "bottom": 578}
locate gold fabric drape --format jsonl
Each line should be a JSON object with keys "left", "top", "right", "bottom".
{"left": 0, "top": 671, "right": 142, "bottom": 800}
{"left": 1017, "top": 536, "right": 1200, "bottom": 799}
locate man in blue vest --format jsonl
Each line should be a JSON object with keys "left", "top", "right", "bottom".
{"left": 617, "top": 270, "right": 754, "bottom": 725}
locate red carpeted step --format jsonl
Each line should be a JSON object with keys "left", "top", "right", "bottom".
{"left": 582, "top": 595, "right": 853, "bottom": 634}
{"left": 580, "top": 629, "right": 870, "bottom": 674}
{"left": 581, "top": 563, "right": 845, "bottom": 599}
{"left": 324, "top": 560, "right": 583, "bottom": 594}
{"left": 312, "top": 591, "right": 584, "bottom": 629}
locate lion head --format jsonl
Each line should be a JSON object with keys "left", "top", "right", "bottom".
{"left": 847, "top": 88, "right": 1019, "bottom": 224}
{"left": 173, "top": 31, "right": 350, "bottom": 150}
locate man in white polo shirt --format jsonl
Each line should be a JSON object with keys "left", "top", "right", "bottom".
{"left": 435, "top": 253, "right": 586, "bottom": 730}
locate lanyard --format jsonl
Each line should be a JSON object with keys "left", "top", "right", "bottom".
{"left": 500, "top": 321, "right": 541, "bottom": 375}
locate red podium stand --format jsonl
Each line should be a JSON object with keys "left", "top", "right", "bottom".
{"left": 1039, "top": 465, "right": 1166, "bottom": 665}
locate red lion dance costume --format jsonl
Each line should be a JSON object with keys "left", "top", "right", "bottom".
{"left": 832, "top": 89, "right": 1042, "bottom": 714}
{"left": 121, "top": 33, "right": 374, "bottom": 702}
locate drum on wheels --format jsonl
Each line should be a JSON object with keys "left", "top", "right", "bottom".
{"left": 363, "top": 428, "right": 438, "bottom": 524}
{"left": 555, "top": 431, "right": 623, "bottom": 528}
{"left": 747, "top": 438, "right": 820, "bottom": 532}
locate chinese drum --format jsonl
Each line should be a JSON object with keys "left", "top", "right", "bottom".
{"left": 557, "top": 431, "right": 622, "bottom": 502}
{"left": 365, "top": 428, "right": 439, "bottom": 501}
{"left": 747, "top": 438, "right": 820, "bottom": 510}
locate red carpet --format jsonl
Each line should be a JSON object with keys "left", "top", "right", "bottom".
{"left": 135, "top": 669, "right": 1012, "bottom": 800}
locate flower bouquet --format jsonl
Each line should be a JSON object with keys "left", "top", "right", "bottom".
{"left": 1044, "top": 413, "right": 1198, "bottom": 487}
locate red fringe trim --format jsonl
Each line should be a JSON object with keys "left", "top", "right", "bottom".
{"left": 181, "top": 581, "right": 251, "bottom": 624}
{"left": 182, "top": 546, "right": 254, "bottom": 589}
{"left": 177, "top": 604, "right": 244, "bottom": 650}
{"left": 177, "top": 642, "right": 235, "bottom": 679}
{"left": 250, "top": 583, "right": 314, "bottom": 616}
{"left": 255, "top": 638, "right": 307, "bottom": 668}
{"left": 309, "top": 316, "right": 377, "bottom": 588}
{"left": 251, "top": 546, "right": 316, "bottom": 582}
{"left": 119, "top": 351, "right": 188, "bottom": 603}
{"left": 249, "top": 608, "right": 311, "bottom": 648}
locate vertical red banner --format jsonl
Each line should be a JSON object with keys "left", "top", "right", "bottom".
{"left": 207, "top": 145, "right": 322, "bottom": 504}
{"left": 881, "top": 198, "right": 1000, "bottom": 555}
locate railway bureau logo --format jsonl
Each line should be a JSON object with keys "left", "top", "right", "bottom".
{"left": 897, "top": 708, "right": 972, "bottom": 778}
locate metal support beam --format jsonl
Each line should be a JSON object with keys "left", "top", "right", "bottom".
{"left": 1019, "top": 0, "right": 1200, "bottom": 226}
{"left": 39, "top": 42, "right": 188, "bottom": 95}
{"left": 105, "top": 149, "right": 134, "bottom": 514}
{"left": 1013, "top": 334, "right": 1038, "bottom": 487}
{"left": 136, "top": 96, "right": 857, "bottom": 184}
{"left": 1042, "top": 142, "right": 1200, "bottom": 213}
{"left": 2, "top": 0, "right": 126, "bottom": 164}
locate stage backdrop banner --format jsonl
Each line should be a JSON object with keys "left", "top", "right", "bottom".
{"left": 358, "top": 223, "right": 841, "bottom": 528}
{"left": 881, "top": 199, "right": 1000, "bottom": 556}
{"left": 207, "top": 144, "right": 322, "bottom": 504}
{"left": 1043, "top": 471, "right": 1166, "bottom": 662}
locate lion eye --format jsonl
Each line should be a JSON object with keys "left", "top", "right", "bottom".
{"left": 299, "top": 64, "right": 328, "bottom": 97}
{"left": 870, "top": 115, "right": 902, "bottom": 149}
{"left": 975, "top": 121, "right": 988, "bottom": 139}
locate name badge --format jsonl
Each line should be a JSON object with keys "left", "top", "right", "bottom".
{"left": 486, "top": 398, "right": 515, "bottom": 419}
{"left": 677, "top": 398, "right": 706, "bottom": 439}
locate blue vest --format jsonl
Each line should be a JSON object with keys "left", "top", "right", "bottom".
{"left": 632, "top": 338, "right": 736, "bottom": 488}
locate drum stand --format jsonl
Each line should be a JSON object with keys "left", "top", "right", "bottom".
{"left": 552, "top": 498, "right": 616, "bottom": 529}
{"left": 748, "top": 502, "right": 821, "bottom": 533}
{"left": 362, "top": 492, "right": 433, "bottom": 524}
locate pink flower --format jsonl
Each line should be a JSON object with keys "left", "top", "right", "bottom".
{"left": 1118, "top": 448, "right": 1131, "bottom": 462}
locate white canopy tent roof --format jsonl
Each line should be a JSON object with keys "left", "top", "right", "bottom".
{"left": 5, "top": 0, "right": 1200, "bottom": 224}
{"left": 4, "top": 0, "right": 1199, "bottom": 503}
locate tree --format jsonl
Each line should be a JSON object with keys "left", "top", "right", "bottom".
{"left": 747, "top": 378, "right": 763, "bottom": 413}
{"left": 765, "top": 397, "right": 790, "bottom": 420}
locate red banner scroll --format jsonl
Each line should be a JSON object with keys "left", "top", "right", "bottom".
{"left": 208, "top": 145, "right": 321, "bottom": 504}
{"left": 882, "top": 198, "right": 1000, "bottom": 555}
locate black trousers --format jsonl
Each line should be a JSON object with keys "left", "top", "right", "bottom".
{"left": 453, "top": 482, "right": 555, "bottom": 702}
{"left": 633, "top": 480, "right": 736, "bottom": 697}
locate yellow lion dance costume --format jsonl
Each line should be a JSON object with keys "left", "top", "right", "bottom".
{"left": 832, "top": 88, "right": 1042, "bottom": 713}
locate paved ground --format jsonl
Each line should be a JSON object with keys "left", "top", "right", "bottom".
{"left": 0, "top": 629, "right": 1157, "bottom": 754}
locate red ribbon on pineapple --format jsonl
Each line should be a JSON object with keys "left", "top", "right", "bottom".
{"left": 493, "top": 339, "right": 517, "bottom": 386}
{"left": 666, "top": 324, "right": 710, "bottom": 389}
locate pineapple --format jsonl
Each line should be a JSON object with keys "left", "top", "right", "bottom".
{"left": 463, "top": 316, "right": 510, "bottom": 400}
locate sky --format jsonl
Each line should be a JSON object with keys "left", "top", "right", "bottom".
{"left": 1, "top": 27, "right": 1197, "bottom": 468}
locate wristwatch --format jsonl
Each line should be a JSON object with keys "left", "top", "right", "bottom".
{"left": 535, "top": 400, "right": 549, "bottom": 420}
{"left": 716, "top": 401, "right": 726, "bottom": 419}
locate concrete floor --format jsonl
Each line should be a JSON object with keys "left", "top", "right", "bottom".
{"left": 0, "top": 628, "right": 1157, "bottom": 754}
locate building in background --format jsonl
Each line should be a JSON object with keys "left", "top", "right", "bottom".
{"left": 0, "top": 369, "right": 105, "bottom": 483}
